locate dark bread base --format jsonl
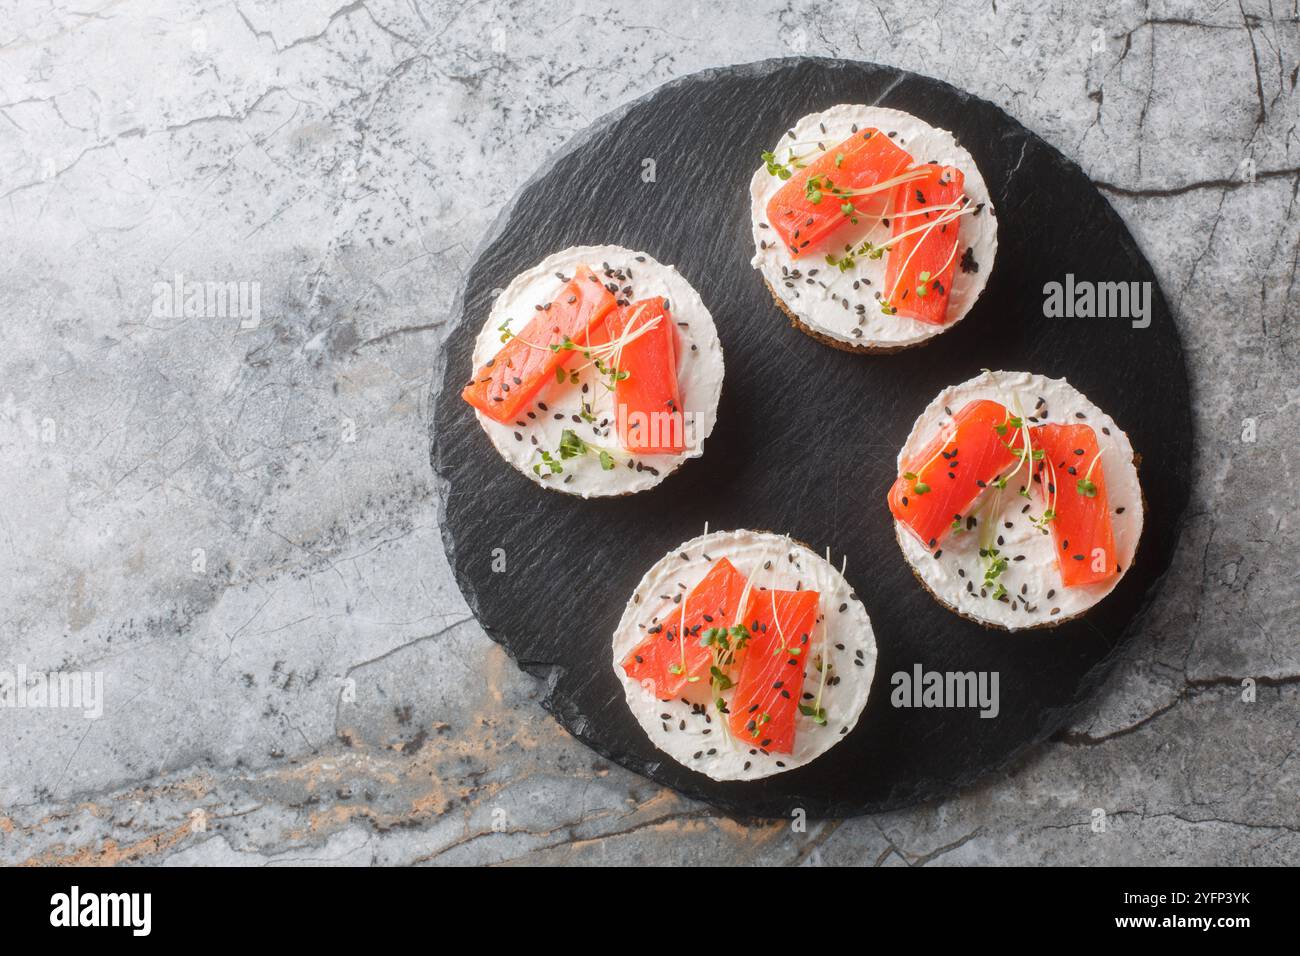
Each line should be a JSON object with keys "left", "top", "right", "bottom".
{"left": 763, "top": 277, "right": 924, "bottom": 355}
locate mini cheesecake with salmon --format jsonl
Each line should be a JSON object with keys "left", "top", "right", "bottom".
{"left": 887, "top": 370, "right": 1143, "bottom": 629}
{"left": 613, "top": 529, "right": 877, "bottom": 780}
{"left": 462, "top": 245, "right": 724, "bottom": 496}
{"left": 750, "top": 105, "right": 997, "bottom": 351}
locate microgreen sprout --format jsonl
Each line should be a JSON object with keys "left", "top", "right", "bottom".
{"left": 799, "top": 702, "right": 828, "bottom": 725}
{"left": 804, "top": 174, "right": 827, "bottom": 204}
{"left": 806, "top": 166, "right": 932, "bottom": 202}
{"left": 762, "top": 148, "right": 811, "bottom": 179}
{"left": 699, "top": 559, "right": 768, "bottom": 738}
{"left": 900, "top": 425, "right": 955, "bottom": 501}
{"left": 801, "top": 603, "right": 831, "bottom": 726}
{"left": 823, "top": 195, "right": 977, "bottom": 306}
{"left": 825, "top": 238, "right": 886, "bottom": 272}
{"left": 803, "top": 168, "right": 934, "bottom": 227}
{"left": 498, "top": 298, "right": 659, "bottom": 396}
{"left": 1031, "top": 454, "right": 1059, "bottom": 534}
{"left": 902, "top": 471, "right": 931, "bottom": 496}
{"left": 557, "top": 429, "right": 587, "bottom": 460}
{"left": 532, "top": 450, "right": 562, "bottom": 476}
{"left": 765, "top": 589, "right": 790, "bottom": 662}
{"left": 704, "top": 622, "right": 750, "bottom": 737}
{"left": 980, "top": 546, "right": 1008, "bottom": 594}
{"left": 990, "top": 402, "right": 1037, "bottom": 496}
{"left": 881, "top": 196, "right": 975, "bottom": 304}
{"left": 762, "top": 150, "right": 794, "bottom": 180}
{"left": 1076, "top": 450, "right": 1104, "bottom": 497}
{"left": 914, "top": 271, "right": 933, "bottom": 298}
{"left": 532, "top": 428, "right": 619, "bottom": 476}
{"left": 974, "top": 400, "right": 1036, "bottom": 587}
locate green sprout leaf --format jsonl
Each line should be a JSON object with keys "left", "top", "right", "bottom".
{"left": 798, "top": 703, "right": 828, "bottom": 725}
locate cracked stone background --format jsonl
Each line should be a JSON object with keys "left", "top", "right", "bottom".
{"left": 0, "top": 0, "right": 1296, "bottom": 866}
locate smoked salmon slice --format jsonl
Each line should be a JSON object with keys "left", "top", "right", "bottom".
{"left": 883, "top": 164, "right": 966, "bottom": 325}
{"left": 606, "top": 297, "right": 685, "bottom": 455}
{"left": 622, "top": 557, "right": 748, "bottom": 703}
{"left": 1031, "top": 423, "right": 1118, "bottom": 587}
{"left": 888, "top": 399, "right": 1023, "bottom": 550}
{"left": 728, "top": 588, "right": 820, "bottom": 754}
{"left": 462, "top": 265, "right": 616, "bottom": 424}
{"left": 767, "top": 128, "right": 913, "bottom": 259}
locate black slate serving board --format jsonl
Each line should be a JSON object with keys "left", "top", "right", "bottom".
{"left": 430, "top": 58, "right": 1191, "bottom": 818}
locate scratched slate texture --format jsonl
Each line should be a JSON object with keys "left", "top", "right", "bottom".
{"left": 0, "top": 0, "right": 1296, "bottom": 864}
{"left": 433, "top": 58, "right": 1192, "bottom": 817}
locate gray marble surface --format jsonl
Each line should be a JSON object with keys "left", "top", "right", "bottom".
{"left": 1, "top": 0, "right": 1295, "bottom": 866}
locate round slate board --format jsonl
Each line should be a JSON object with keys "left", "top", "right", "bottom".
{"left": 430, "top": 58, "right": 1191, "bottom": 818}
